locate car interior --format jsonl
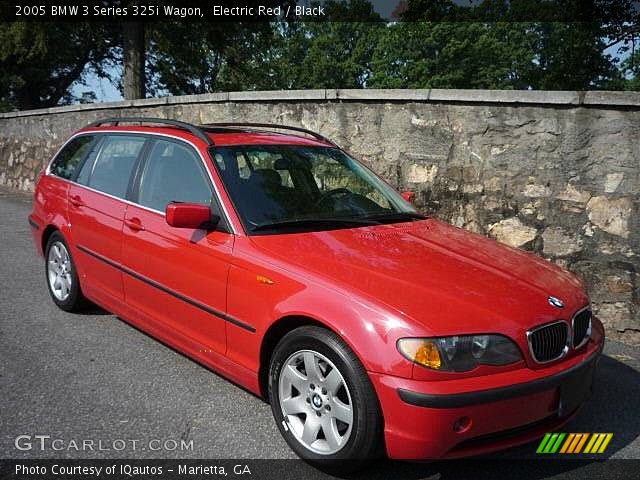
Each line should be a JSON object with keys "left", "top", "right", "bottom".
{"left": 212, "top": 146, "right": 389, "bottom": 227}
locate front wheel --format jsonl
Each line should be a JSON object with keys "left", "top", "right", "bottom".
{"left": 268, "top": 326, "right": 382, "bottom": 471}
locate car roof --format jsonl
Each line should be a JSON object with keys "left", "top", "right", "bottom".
{"left": 78, "top": 125, "right": 334, "bottom": 148}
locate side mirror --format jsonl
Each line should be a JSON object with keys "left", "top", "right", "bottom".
{"left": 400, "top": 191, "right": 415, "bottom": 203}
{"left": 165, "top": 202, "right": 219, "bottom": 230}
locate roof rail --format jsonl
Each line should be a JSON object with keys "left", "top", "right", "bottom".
{"left": 200, "top": 123, "right": 336, "bottom": 146}
{"left": 86, "top": 117, "right": 213, "bottom": 146}
{"left": 85, "top": 118, "right": 336, "bottom": 147}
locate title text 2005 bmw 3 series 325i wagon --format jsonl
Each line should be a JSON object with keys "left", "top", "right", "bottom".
{"left": 29, "top": 118, "right": 603, "bottom": 469}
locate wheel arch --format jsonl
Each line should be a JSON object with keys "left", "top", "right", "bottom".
{"left": 257, "top": 312, "right": 386, "bottom": 404}
{"left": 258, "top": 315, "right": 324, "bottom": 400}
{"left": 41, "top": 224, "right": 60, "bottom": 254}
{"left": 258, "top": 315, "right": 337, "bottom": 399}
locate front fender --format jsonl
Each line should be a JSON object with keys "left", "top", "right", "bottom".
{"left": 225, "top": 244, "right": 417, "bottom": 379}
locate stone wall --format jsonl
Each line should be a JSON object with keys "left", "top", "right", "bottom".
{"left": 1, "top": 89, "right": 638, "bottom": 344}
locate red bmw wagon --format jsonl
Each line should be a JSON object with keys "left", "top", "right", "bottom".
{"left": 29, "top": 118, "right": 603, "bottom": 467}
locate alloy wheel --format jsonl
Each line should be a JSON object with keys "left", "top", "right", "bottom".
{"left": 278, "top": 349, "right": 354, "bottom": 455}
{"left": 47, "top": 241, "right": 72, "bottom": 301}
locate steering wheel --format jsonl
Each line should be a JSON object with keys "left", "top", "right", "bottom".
{"left": 313, "top": 188, "right": 352, "bottom": 208}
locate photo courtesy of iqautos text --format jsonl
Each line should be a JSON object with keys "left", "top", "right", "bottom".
{"left": 1, "top": 1, "right": 639, "bottom": 479}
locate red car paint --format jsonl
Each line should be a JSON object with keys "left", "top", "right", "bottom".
{"left": 29, "top": 124, "right": 604, "bottom": 460}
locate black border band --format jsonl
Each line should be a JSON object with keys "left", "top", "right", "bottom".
{"left": 398, "top": 348, "right": 600, "bottom": 408}
{"left": 28, "top": 218, "right": 40, "bottom": 230}
{"left": 76, "top": 244, "right": 256, "bottom": 333}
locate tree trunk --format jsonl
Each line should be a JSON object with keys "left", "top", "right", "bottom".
{"left": 123, "top": 22, "right": 145, "bottom": 100}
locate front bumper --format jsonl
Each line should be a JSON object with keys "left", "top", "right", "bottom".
{"left": 371, "top": 322, "right": 604, "bottom": 459}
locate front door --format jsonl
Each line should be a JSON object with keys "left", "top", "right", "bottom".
{"left": 120, "top": 137, "right": 232, "bottom": 354}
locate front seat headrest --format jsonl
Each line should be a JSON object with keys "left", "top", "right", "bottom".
{"left": 251, "top": 169, "right": 282, "bottom": 189}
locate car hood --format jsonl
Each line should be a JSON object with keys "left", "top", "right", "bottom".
{"left": 249, "top": 218, "right": 588, "bottom": 336}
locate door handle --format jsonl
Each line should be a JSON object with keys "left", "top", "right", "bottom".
{"left": 124, "top": 218, "right": 145, "bottom": 232}
{"left": 69, "top": 195, "right": 84, "bottom": 207}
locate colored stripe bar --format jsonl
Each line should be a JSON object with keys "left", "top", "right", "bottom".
{"left": 559, "top": 433, "right": 575, "bottom": 453}
{"left": 537, "top": 433, "right": 552, "bottom": 453}
{"left": 583, "top": 433, "right": 599, "bottom": 453}
{"left": 550, "top": 433, "right": 566, "bottom": 453}
{"left": 567, "top": 433, "right": 583, "bottom": 453}
{"left": 597, "top": 434, "right": 613, "bottom": 453}
{"left": 543, "top": 433, "right": 559, "bottom": 453}
{"left": 537, "top": 433, "right": 613, "bottom": 454}
{"left": 573, "top": 433, "right": 589, "bottom": 453}
{"left": 588, "top": 434, "right": 607, "bottom": 454}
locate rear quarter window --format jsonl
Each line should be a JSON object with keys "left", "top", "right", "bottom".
{"left": 48, "top": 136, "right": 96, "bottom": 180}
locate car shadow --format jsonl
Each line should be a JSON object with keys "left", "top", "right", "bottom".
{"left": 318, "top": 353, "right": 639, "bottom": 480}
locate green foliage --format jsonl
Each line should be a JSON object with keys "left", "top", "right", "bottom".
{"left": 275, "top": 0, "right": 384, "bottom": 88}
{"left": 0, "top": 22, "right": 116, "bottom": 111}
{"left": 1, "top": 0, "right": 639, "bottom": 112}
{"left": 369, "top": 22, "right": 534, "bottom": 89}
{"left": 386, "top": 0, "right": 634, "bottom": 90}
{"left": 619, "top": 48, "right": 640, "bottom": 90}
{"left": 144, "top": 0, "right": 293, "bottom": 94}
{"left": 147, "top": 21, "right": 282, "bottom": 94}
{"left": 521, "top": 22, "right": 617, "bottom": 90}
{"left": 146, "top": 0, "right": 383, "bottom": 93}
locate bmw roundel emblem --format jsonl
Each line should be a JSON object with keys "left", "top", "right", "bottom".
{"left": 548, "top": 296, "right": 565, "bottom": 308}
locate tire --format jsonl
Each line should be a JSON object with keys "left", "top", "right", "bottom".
{"left": 268, "top": 325, "right": 382, "bottom": 472}
{"left": 44, "top": 232, "right": 87, "bottom": 312}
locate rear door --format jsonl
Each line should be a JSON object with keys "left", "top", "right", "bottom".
{"left": 40, "top": 134, "right": 98, "bottom": 251}
{"left": 120, "top": 137, "right": 233, "bottom": 354}
{"left": 69, "top": 134, "right": 148, "bottom": 304}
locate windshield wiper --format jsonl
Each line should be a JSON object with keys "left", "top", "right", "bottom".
{"left": 251, "top": 217, "right": 380, "bottom": 232}
{"left": 361, "top": 211, "right": 427, "bottom": 223}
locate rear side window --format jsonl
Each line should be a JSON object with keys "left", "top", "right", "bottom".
{"left": 86, "top": 136, "right": 146, "bottom": 198}
{"left": 49, "top": 136, "right": 96, "bottom": 180}
{"left": 75, "top": 140, "right": 102, "bottom": 186}
{"left": 138, "top": 139, "right": 212, "bottom": 212}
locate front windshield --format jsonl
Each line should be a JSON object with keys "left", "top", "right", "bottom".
{"left": 210, "top": 145, "right": 420, "bottom": 234}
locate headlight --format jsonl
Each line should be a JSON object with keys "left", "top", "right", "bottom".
{"left": 397, "top": 334, "right": 522, "bottom": 372}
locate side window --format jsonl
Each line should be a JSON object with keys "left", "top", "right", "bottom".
{"left": 75, "top": 138, "right": 103, "bottom": 185}
{"left": 87, "top": 136, "right": 146, "bottom": 198}
{"left": 138, "top": 140, "right": 212, "bottom": 213}
{"left": 49, "top": 136, "right": 95, "bottom": 180}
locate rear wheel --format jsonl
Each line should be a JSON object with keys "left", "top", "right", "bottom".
{"left": 268, "top": 326, "right": 382, "bottom": 471}
{"left": 45, "top": 232, "right": 86, "bottom": 312}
